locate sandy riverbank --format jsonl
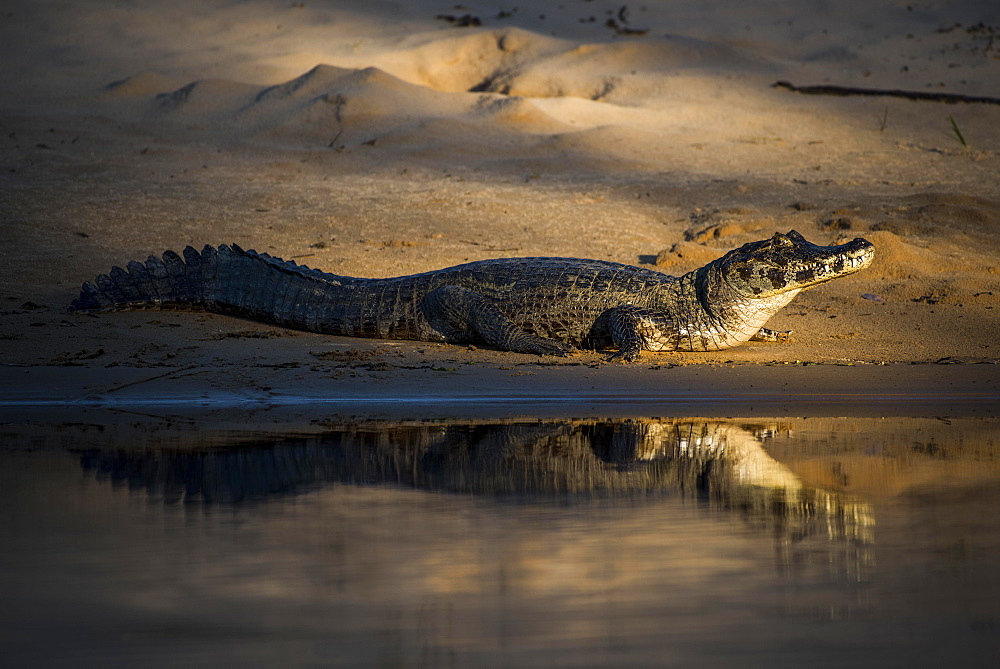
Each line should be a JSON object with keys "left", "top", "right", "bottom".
{"left": 1, "top": 1, "right": 998, "bottom": 410}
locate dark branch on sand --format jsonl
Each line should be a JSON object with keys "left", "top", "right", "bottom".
{"left": 773, "top": 81, "right": 1000, "bottom": 105}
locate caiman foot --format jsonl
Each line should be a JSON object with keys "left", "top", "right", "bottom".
{"left": 515, "top": 335, "right": 576, "bottom": 357}
{"left": 607, "top": 346, "right": 641, "bottom": 363}
{"left": 606, "top": 305, "right": 673, "bottom": 363}
{"left": 750, "top": 327, "right": 793, "bottom": 343}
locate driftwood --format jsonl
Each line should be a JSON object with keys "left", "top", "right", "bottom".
{"left": 773, "top": 80, "right": 1000, "bottom": 105}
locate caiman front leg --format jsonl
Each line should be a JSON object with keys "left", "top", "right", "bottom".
{"left": 421, "top": 286, "right": 575, "bottom": 356}
{"left": 750, "top": 327, "right": 793, "bottom": 343}
{"left": 606, "top": 305, "right": 677, "bottom": 363}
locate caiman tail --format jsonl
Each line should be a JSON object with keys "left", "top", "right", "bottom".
{"left": 69, "top": 244, "right": 359, "bottom": 332}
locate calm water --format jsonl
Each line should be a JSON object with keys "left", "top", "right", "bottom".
{"left": 1, "top": 411, "right": 998, "bottom": 667}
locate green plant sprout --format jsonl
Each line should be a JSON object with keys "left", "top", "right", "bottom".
{"left": 948, "top": 115, "right": 968, "bottom": 147}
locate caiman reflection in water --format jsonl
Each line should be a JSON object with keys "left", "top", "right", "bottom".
{"left": 76, "top": 419, "right": 873, "bottom": 547}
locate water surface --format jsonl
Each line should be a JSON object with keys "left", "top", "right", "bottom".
{"left": 2, "top": 413, "right": 998, "bottom": 667}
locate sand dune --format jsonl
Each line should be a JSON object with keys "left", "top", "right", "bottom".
{"left": 387, "top": 28, "right": 779, "bottom": 98}
{"left": 141, "top": 62, "right": 574, "bottom": 152}
{"left": 95, "top": 19, "right": 998, "bottom": 188}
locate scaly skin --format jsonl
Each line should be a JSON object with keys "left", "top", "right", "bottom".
{"left": 71, "top": 230, "right": 875, "bottom": 362}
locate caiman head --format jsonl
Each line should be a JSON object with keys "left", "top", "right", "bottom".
{"left": 718, "top": 230, "right": 875, "bottom": 298}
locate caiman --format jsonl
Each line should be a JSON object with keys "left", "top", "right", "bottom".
{"left": 70, "top": 230, "right": 875, "bottom": 362}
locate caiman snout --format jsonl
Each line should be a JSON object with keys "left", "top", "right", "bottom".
{"left": 839, "top": 237, "right": 876, "bottom": 271}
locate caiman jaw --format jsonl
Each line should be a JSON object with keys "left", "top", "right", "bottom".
{"left": 796, "top": 238, "right": 876, "bottom": 287}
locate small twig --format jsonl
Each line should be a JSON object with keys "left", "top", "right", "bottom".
{"left": 773, "top": 80, "right": 1000, "bottom": 105}
{"left": 877, "top": 106, "right": 889, "bottom": 132}
{"left": 80, "top": 364, "right": 200, "bottom": 400}
{"left": 104, "top": 406, "right": 200, "bottom": 425}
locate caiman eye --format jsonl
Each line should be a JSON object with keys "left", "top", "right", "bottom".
{"left": 770, "top": 232, "right": 794, "bottom": 248}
